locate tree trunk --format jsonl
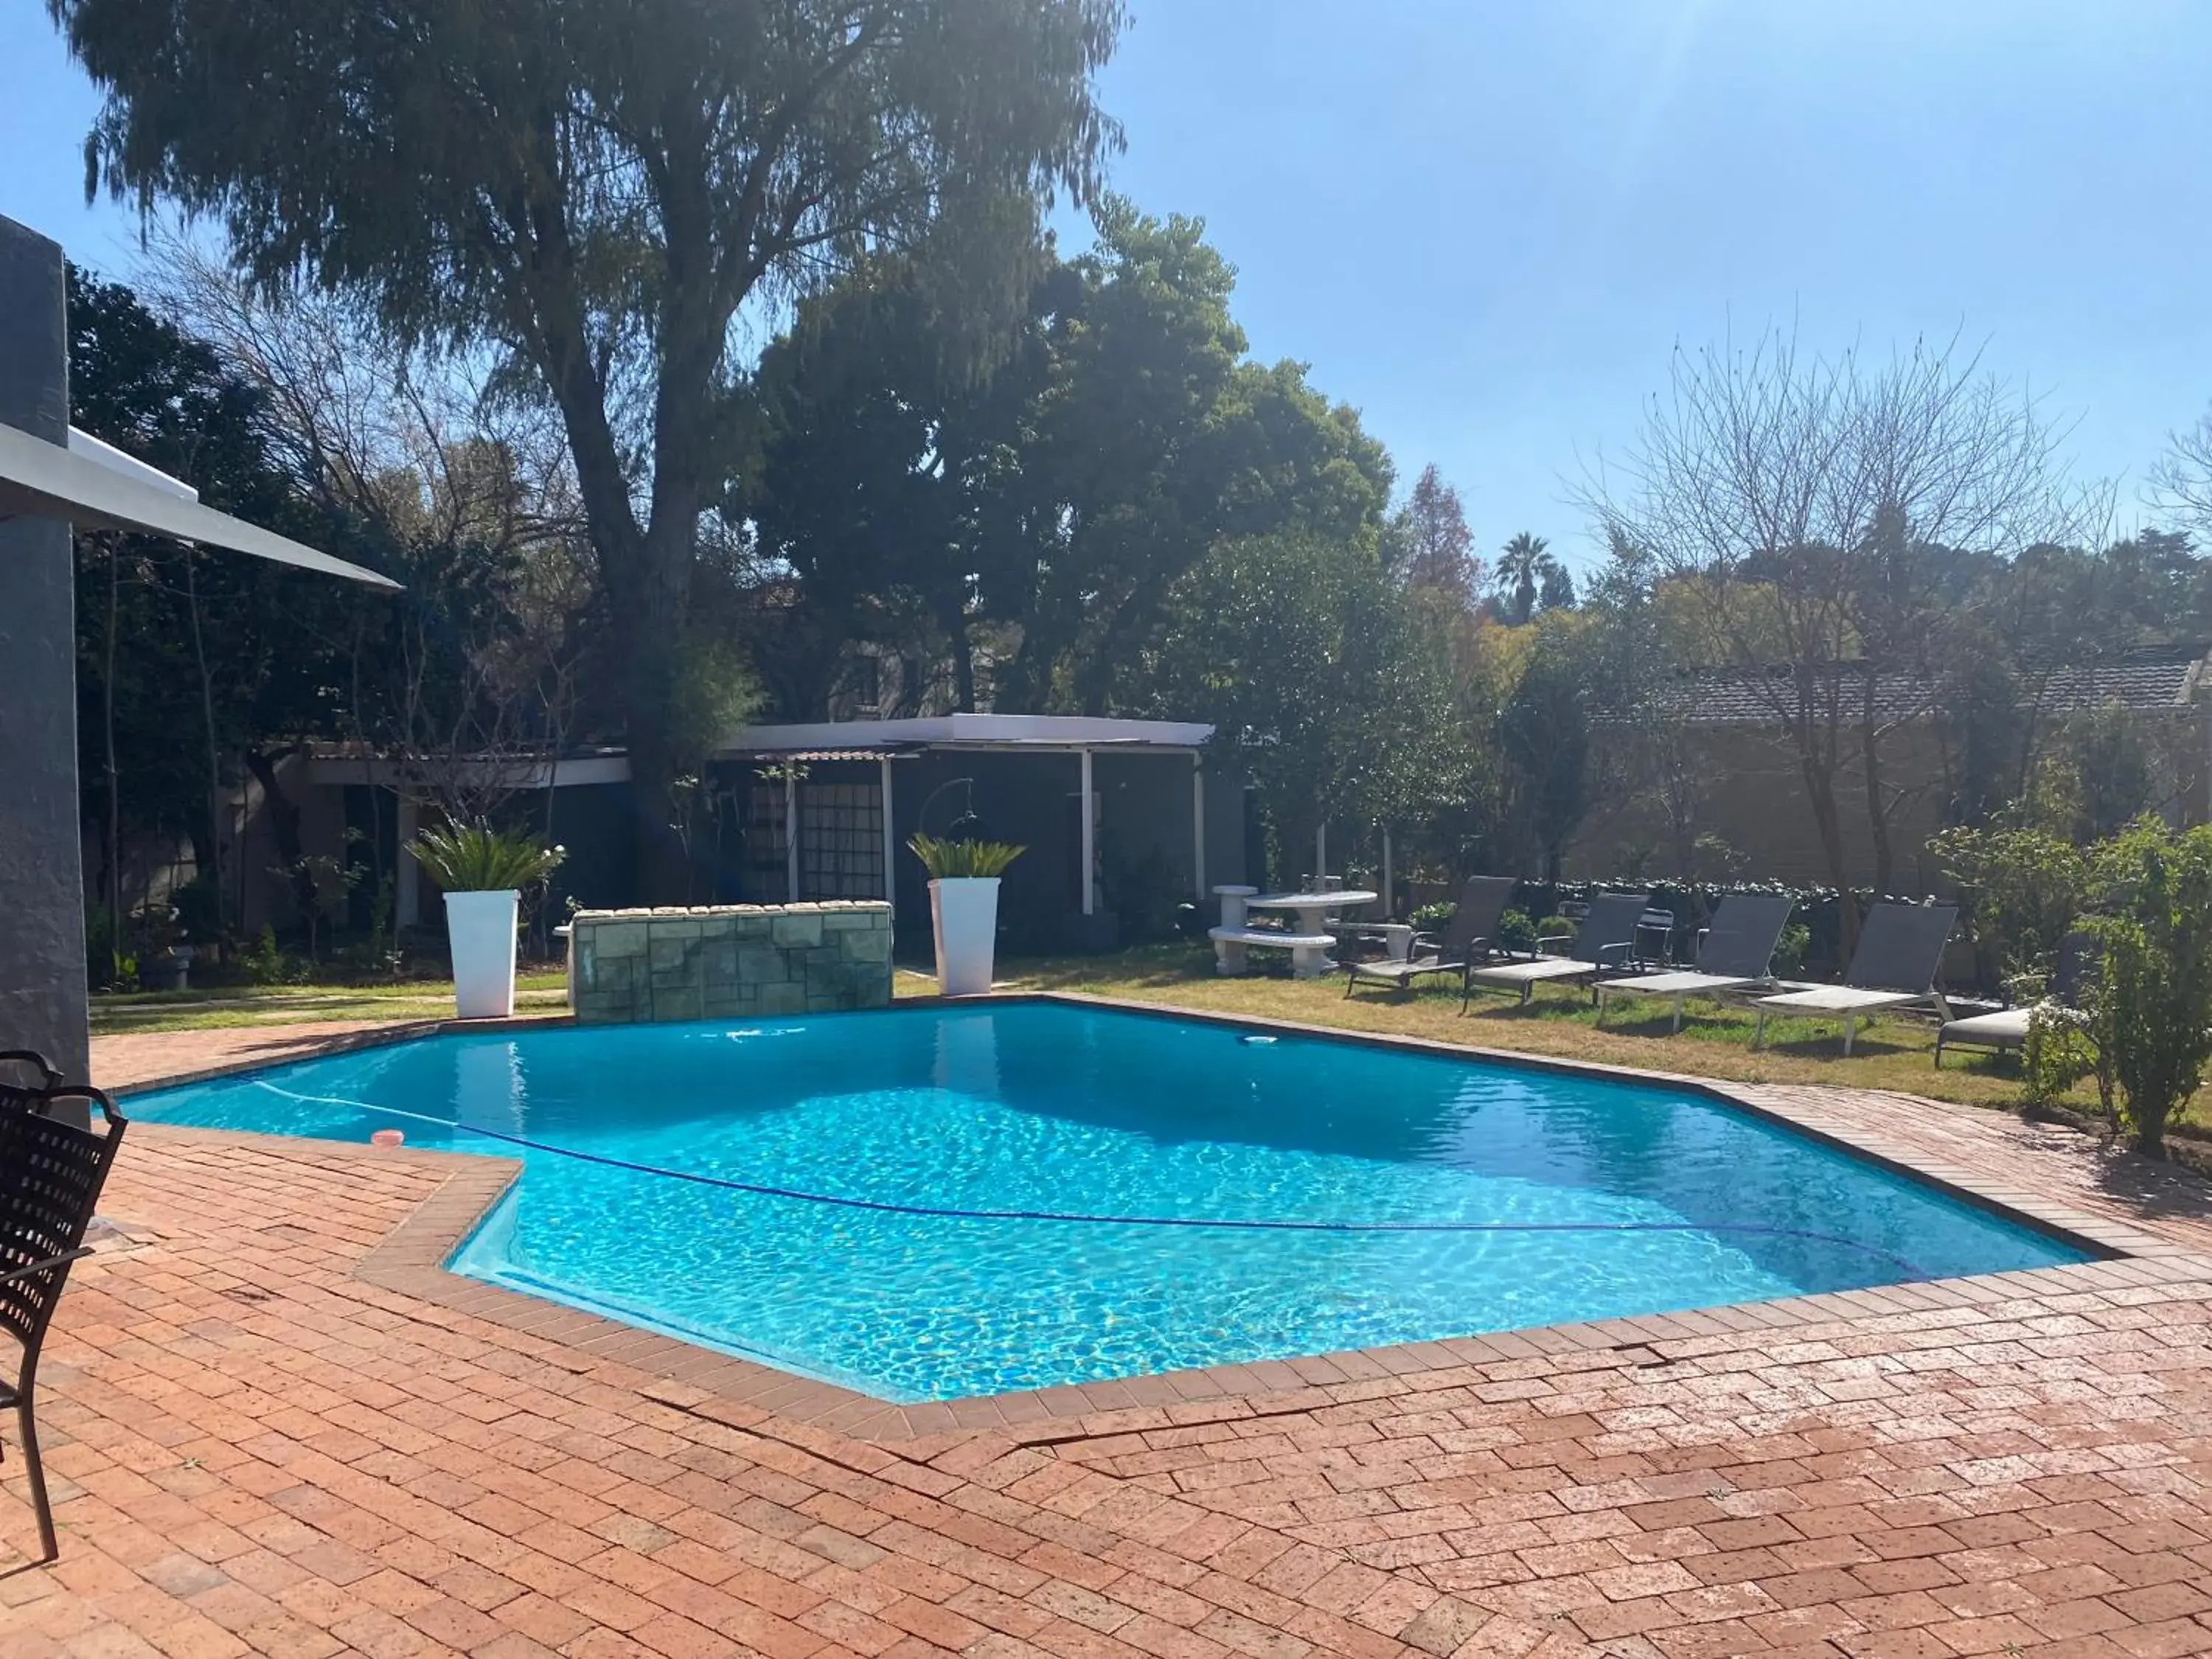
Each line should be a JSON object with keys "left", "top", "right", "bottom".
{"left": 1801, "top": 754, "right": 1860, "bottom": 960}
{"left": 245, "top": 746, "right": 317, "bottom": 923}
{"left": 943, "top": 599, "right": 977, "bottom": 712}
{"left": 1861, "top": 714, "right": 1896, "bottom": 900}
{"left": 183, "top": 549, "right": 226, "bottom": 932}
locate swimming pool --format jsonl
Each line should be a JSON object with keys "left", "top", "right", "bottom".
{"left": 128, "top": 1002, "right": 2090, "bottom": 1401}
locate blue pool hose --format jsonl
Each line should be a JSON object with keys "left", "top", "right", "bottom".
{"left": 248, "top": 1079, "right": 1930, "bottom": 1279}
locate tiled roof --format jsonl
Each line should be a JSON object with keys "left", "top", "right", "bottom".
{"left": 1633, "top": 653, "right": 2205, "bottom": 726}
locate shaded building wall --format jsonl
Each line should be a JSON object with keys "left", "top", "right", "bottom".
{"left": 0, "top": 216, "right": 91, "bottom": 1078}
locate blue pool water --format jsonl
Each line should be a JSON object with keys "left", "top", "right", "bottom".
{"left": 127, "top": 1004, "right": 2088, "bottom": 1401}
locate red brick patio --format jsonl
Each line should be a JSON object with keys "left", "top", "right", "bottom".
{"left": 9, "top": 1022, "right": 2211, "bottom": 1658}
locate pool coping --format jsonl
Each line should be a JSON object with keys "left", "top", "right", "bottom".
{"left": 110, "top": 992, "right": 2212, "bottom": 1444}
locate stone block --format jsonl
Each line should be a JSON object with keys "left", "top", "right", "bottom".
{"left": 756, "top": 981, "right": 807, "bottom": 1015}
{"left": 771, "top": 912, "right": 824, "bottom": 948}
{"left": 588, "top": 920, "right": 650, "bottom": 959}
{"left": 653, "top": 984, "right": 703, "bottom": 1023}
{"left": 737, "top": 946, "right": 789, "bottom": 984}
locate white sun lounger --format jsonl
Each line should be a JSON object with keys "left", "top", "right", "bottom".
{"left": 1594, "top": 894, "right": 1797, "bottom": 1032}
{"left": 1752, "top": 903, "right": 1958, "bottom": 1056}
{"left": 1934, "top": 934, "right": 2093, "bottom": 1067}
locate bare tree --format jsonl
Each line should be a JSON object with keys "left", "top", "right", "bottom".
{"left": 2149, "top": 404, "right": 2212, "bottom": 532}
{"left": 1580, "top": 327, "right": 2106, "bottom": 942}
{"left": 149, "top": 237, "right": 595, "bottom": 832}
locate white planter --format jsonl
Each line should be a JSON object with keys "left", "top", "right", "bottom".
{"left": 445, "top": 888, "right": 520, "bottom": 1018}
{"left": 929, "top": 877, "right": 1002, "bottom": 997}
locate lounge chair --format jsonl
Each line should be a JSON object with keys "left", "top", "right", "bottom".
{"left": 1343, "top": 876, "right": 1518, "bottom": 1007}
{"left": 1593, "top": 894, "right": 1797, "bottom": 1032}
{"left": 1935, "top": 932, "right": 2093, "bottom": 1068}
{"left": 1, "top": 1074, "right": 128, "bottom": 1562}
{"left": 1465, "top": 892, "right": 1654, "bottom": 1006}
{"left": 1752, "top": 902, "right": 1958, "bottom": 1056}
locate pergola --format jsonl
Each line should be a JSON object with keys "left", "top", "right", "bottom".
{"left": 0, "top": 212, "right": 396, "bottom": 1083}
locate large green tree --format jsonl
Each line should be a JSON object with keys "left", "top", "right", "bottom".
{"left": 55, "top": 0, "right": 1124, "bottom": 895}
{"left": 748, "top": 200, "right": 1394, "bottom": 717}
{"left": 1150, "top": 529, "right": 1470, "bottom": 880}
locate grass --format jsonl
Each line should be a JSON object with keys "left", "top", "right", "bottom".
{"left": 93, "top": 943, "right": 2205, "bottom": 1138}
{"left": 91, "top": 970, "right": 571, "bottom": 1034}
{"left": 980, "top": 945, "right": 2138, "bottom": 1117}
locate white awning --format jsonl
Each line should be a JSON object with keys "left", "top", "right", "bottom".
{"left": 0, "top": 418, "right": 399, "bottom": 589}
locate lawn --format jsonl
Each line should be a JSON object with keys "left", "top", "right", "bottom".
{"left": 987, "top": 945, "right": 2140, "bottom": 1119}
{"left": 89, "top": 969, "right": 571, "bottom": 1032}
{"left": 92, "top": 944, "right": 2206, "bottom": 1138}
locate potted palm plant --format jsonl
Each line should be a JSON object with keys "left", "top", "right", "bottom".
{"left": 909, "top": 833, "right": 1023, "bottom": 996}
{"left": 408, "top": 823, "right": 566, "bottom": 1018}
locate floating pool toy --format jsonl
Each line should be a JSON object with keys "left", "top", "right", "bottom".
{"left": 370, "top": 1128, "right": 405, "bottom": 1149}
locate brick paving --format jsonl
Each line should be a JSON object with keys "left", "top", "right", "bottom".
{"left": 11, "top": 1022, "right": 2211, "bottom": 1657}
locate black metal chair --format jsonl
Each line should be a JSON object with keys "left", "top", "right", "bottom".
{"left": 1, "top": 1079, "right": 127, "bottom": 1562}
{"left": 0, "top": 1052, "right": 61, "bottom": 1113}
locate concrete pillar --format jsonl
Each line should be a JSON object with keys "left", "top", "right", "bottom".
{"left": 0, "top": 216, "right": 90, "bottom": 1082}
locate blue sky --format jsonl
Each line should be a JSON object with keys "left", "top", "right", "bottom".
{"left": 8, "top": 1, "right": 2211, "bottom": 568}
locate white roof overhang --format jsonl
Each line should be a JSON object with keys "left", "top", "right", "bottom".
{"left": 0, "top": 419, "right": 400, "bottom": 590}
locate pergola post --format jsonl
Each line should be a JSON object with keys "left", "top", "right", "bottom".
{"left": 0, "top": 218, "right": 89, "bottom": 1084}
{"left": 1191, "top": 757, "right": 1206, "bottom": 900}
{"left": 879, "top": 754, "right": 896, "bottom": 924}
{"left": 785, "top": 768, "right": 800, "bottom": 902}
{"left": 1079, "top": 748, "right": 1095, "bottom": 916}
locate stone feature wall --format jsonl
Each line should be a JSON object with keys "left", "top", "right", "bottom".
{"left": 568, "top": 902, "right": 892, "bottom": 1024}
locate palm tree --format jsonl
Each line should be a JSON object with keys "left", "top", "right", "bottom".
{"left": 1495, "top": 532, "right": 1550, "bottom": 625}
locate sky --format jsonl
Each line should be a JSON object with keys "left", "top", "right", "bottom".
{"left": 7, "top": 1, "right": 2212, "bottom": 570}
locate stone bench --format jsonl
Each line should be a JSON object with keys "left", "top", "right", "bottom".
{"left": 569, "top": 902, "right": 892, "bottom": 1023}
{"left": 1208, "top": 926, "right": 1337, "bottom": 980}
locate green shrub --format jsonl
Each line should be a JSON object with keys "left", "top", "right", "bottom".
{"left": 408, "top": 822, "right": 567, "bottom": 893}
{"left": 908, "top": 835, "right": 1025, "bottom": 879}
{"left": 2081, "top": 821, "right": 2212, "bottom": 1156}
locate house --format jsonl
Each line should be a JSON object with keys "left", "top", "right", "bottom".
{"left": 223, "top": 715, "right": 1254, "bottom": 959}
{"left": 1569, "top": 651, "right": 2212, "bottom": 887}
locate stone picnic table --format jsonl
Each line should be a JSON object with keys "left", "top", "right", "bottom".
{"left": 1207, "top": 884, "right": 1390, "bottom": 978}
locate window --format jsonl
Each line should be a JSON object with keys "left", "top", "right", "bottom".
{"left": 799, "top": 781, "right": 885, "bottom": 899}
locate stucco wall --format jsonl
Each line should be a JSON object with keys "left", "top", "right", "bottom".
{"left": 0, "top": 216, "right": 91, "bottom": 1079}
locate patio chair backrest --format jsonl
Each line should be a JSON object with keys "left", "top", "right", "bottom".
{"left": 0, "top": 1050, "right": 62, "bottom": 1114}
{"left": 1441, "top": 877, "right": 1519, "bottom": 955}
{"left": 1569, "top": 894, "right": 1654, "bottom": 965}
{"left": 1694, "top": 895, "right": 1797, "bottom": 981}
{"left": 0, "top": 1085, "right": 127, "bottom": 1357}
{"left": 1843, "top": 902, "right": 1958, "bottom": 993}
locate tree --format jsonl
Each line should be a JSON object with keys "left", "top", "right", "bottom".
{"left": 56, "top": 0, "right": 1125, "bottom": 897}
{"left": 1538, "top": 561, "right": 1576, "bottom": 612}
{"left": 1495, "top": 615, "right": 1594, "bottom": 878}
{"left": 1582, "top": 327, "right": 2102, "bottom": 942}
{"left": 1151, "top": 529, "right": 1468, "bottom": 883}
{"left": 2082, "top": 821, "right": 2212, "bottom": 1158}
{"left": 1388, "top": 465, "right": 1480, "bottom": 606}
{"left": 748, "top": 200, "right": 1394, "bottom": 719}
{"left": 67, "top": 262, "right": 372, "bottom": 959}
{"left": 1493, "top": 532, "right": 1561, "bottom": 625}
